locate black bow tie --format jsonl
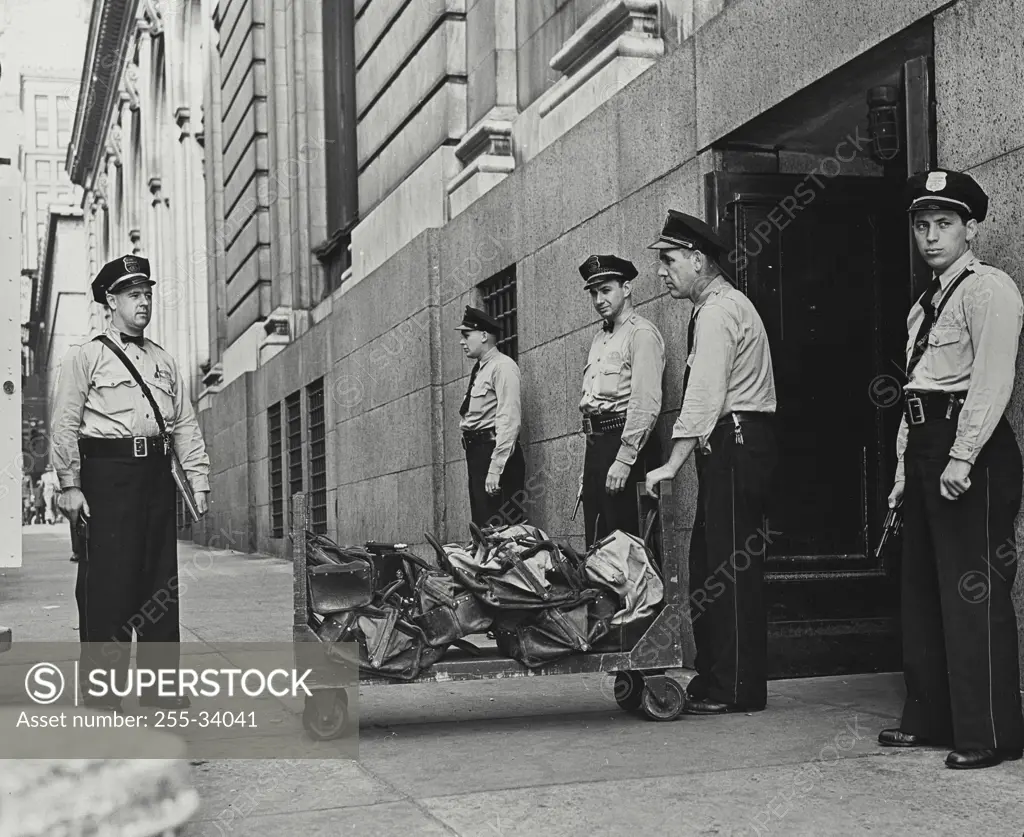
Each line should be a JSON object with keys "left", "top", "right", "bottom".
{"left": 120, "top": 333, "right": 144, "bottom": 347}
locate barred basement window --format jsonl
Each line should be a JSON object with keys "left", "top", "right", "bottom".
{"left": 286, "top": 391, "right": 303, "bottom": 530}
{"left": 307, "top": 378, "right": 327, "bottom": 534}
{"left": 480, "top": 266, "right": 518, "bottom": 360}
{"left": 269, "top": 403, "right": 284, "bottom": 538}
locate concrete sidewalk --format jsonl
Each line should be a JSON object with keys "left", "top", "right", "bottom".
{"left": 5, "top": 527, "right": 1022, "bottom": 836}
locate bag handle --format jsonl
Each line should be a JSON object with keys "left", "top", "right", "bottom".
{"left": 423, "top": 532, "right": 454, "bottom": 574}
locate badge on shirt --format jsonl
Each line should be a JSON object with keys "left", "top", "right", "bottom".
{"left": 154, "top": 366, "right": 175, "bottom": 392}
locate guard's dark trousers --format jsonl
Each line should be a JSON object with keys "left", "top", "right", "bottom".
{"left": 688, "top": 417, "right": 777, "bottom": 708}
{"left": 77, "top": 447, "right": 180, "bottom": 704}
{"left": 583, "top": 431, "right": 662, "bottom": 547}
{"left": 465, "top": 437, "right": 527, "bottom": 528}
{"left": 900, "top": 415, "right": 1024, "bottom": 750}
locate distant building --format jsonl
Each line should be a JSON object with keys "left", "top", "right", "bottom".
{"left": 18, "top": 73, "right": 81, "bottom": 271}
{"left": 0, "top": 0, "right": 89, "bottom": 478}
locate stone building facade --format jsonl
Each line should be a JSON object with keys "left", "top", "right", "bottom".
{"left": 67, "top": 0, "right": 211, "bottom": 407}
{"left": 206, "top": 0, "right": 1024, "bottom": 677}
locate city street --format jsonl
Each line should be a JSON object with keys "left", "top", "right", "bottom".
{"left": 3, "top": 527, "right": 1020, "bottom": 836}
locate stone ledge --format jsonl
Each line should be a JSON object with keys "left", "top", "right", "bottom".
{"left": 447, "top": 108, "right": 517, "bottom": 217}
{"left": 540, "top": 0, "right": 663, "bottom": 119}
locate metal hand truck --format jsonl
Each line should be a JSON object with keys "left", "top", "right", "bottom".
{"left": 291, "top": 484, "right": 689, "bottom": 741}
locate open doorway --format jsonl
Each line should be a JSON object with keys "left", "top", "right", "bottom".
{"left": 704, "top": 20, "right": 935, "bottom": 677}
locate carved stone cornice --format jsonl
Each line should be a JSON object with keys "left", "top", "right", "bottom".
{"left": 68, "top": 0, "right": 141, "bottom": 185}
{"left": 123, "top": 63, "right": 141, "bottom": 111}
{"left": 540, "top": 0, "right": 663, "bottom": 118}
{"left": 142, "top": 0, "right": 164, "bottom": 36}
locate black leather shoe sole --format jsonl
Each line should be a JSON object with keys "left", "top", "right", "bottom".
{"left": 683, "top": 699, "right": 765, "bottom": 715}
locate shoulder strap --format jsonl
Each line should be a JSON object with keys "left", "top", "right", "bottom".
{"left": 95, "top": 335, "right": 168, "bottom": 435}
{"left": 933, "top": 268, "right": 974, "bottom": 321}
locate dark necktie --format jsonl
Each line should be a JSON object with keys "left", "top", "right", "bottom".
{"left": 680, "top": 308, "right": 698, "bottom": 409}
{"left": 121, "top": 332, "right": 144, "bottom": 347}
{"left": 905, "top": 275, "right": 943, "bottom": 380}
{"left": 460, "top": 362, "right": 481, "bottom": 417}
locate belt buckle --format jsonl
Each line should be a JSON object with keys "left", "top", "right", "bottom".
{"left": 133, "top": 436, "right": 148, "bottom": 458}
{"left": 905, "top": 394, "right": 926, "bottom": 426}
{"left": 582, "top": 416, "right": 594, "bottom": 436}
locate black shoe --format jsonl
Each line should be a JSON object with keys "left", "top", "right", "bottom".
{"left": 683, "top": 697, "right": 764, "bottom": 715}
{"left": 878, "top": 728, "right": 930, "bottom": 748}
{"left": 945, "top": 748, "right": 1024, "bottom": 769}
{"left": 139, "top": 693, "right": 191, "bottom": 710}
{"left": 69, "top": 554, "right": 79, "bottom": 563}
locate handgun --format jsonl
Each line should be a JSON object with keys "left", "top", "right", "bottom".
{"left": 874, "top": 505, "right": 903, "bottom": 560}
{"left": 571, "top": 473, "right": 584, "bottom": 521}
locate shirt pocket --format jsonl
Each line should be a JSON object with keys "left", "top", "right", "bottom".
{"left": 925, "top": 325, "right": 967, "bottom": 381}
{"left": 90, "top": 373, "right": 139, "bottom": 423}
{"left": 597, "top": 359, "right": 627, "bottom": 399}
{"left": 145, "top": 373, "right": 177, "bottom": 424}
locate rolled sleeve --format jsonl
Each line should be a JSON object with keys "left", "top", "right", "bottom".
{"left": 488, "top": 361, "right": 522, "bottom": 478}
{"left": 616, "top": 328, "right": 665, "bottom": 466}
{"left": 50, "top": 345, "right": 89, "bottom": 490}
{"left": 170, "top": 359, "right": 212, "bottom": 493}
{"left": 671, "top": 307, "right": 737, "bottom": 446}
{"left": 949, "top": 278, "right": 1023, "bottom": 464}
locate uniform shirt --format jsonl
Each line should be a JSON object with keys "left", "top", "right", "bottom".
{"left": 459, "top": 346, "right": 522, "bottom": 479}
{"left": 580, "top": 311, "right": 666, "bottom": 466}
{"left": 50, "top": 325, "right": 212, "bottom": 493}
{"left": 895, "top": 249, "right": 1023, "bottom": 480}
{"left": 672, "top": 277, "right": 776, "bottom": 450}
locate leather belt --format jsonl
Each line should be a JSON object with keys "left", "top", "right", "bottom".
{"left": 79, "top": 435, "right": 170, "bottom": 459}
{"left": 712, "top": 411, "right": 774, "bottom": 432}
{"left": 904, "top": 390, "right": 967, "bottom": 426}
{"left": 582, "top": 412, "right": 627, "bottom": 436}
{"left": 461, "top": 428, "right": 496, "bottom": 450}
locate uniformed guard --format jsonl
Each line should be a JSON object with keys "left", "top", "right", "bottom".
{"left": 644, "top": 211, "right": 778, "bottom": 715}
{"left": 877, "top": 170, "right": 1024, "bottom": 770}
{"left": 51, "top": 254, "right": 211, "bottom": 711}
{"left": 457, "top": 306, "right": 526, "bottom": 528}
{"left": 578, "top": 254, "right": 665, "bottom": 546}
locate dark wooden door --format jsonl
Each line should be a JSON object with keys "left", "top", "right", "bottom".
{"left": 706, "top": 172, "right": 910, "bottom": 677}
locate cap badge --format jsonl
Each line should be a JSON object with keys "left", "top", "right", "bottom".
{"left": 925, "top": 172, "right": 947, "bottom": 192}
{"left": 583, "top": 255, "right": 601, "bottom": 272}
{"left": 122, "top": 255, "right": 142, "bottom": 273}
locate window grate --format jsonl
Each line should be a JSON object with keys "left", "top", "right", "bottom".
{"left": 480, "top": 266, "right": 518, "bottom": 360}
{"left": 269, "top": 403, "right": 284, "bottom": 538}
{"left": 286, "top": 391, "right": 303, "bottom": 531}
{"left": 307, "top": 379, "right": 327, "bottom": 534}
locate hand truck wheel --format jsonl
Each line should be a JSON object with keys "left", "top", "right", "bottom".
{"left": 612, "top": 672, "right": 644, "bottom": 712}
{"left": 302, "top": 689, "right": 350, "bottom": 741}
{"left": 640, "top": 676, "right": 685, "bottom": 721}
